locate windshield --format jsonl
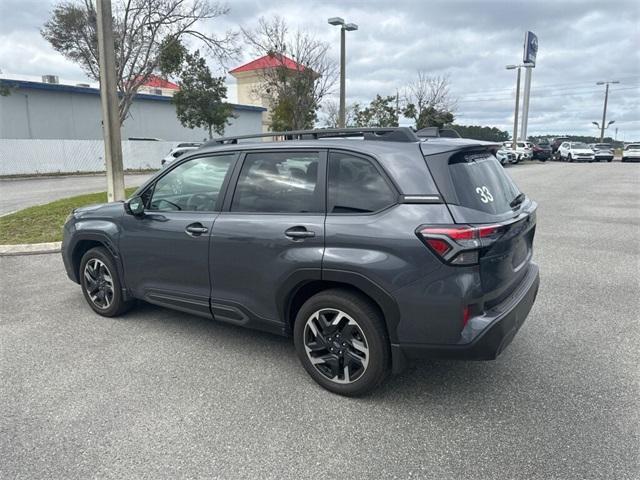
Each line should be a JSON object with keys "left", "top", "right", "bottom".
{"left": 595, "top": 144, "right": 611, "bottom": 149}
{"left": 626, "top": 144, "right": 640, "bottom": 150}
{"left": 572, "top": 143, "right": 589, "bottom": 149}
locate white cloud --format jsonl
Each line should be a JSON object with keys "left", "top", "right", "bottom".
{"left": 1, "top": 0, "right": 639, "bottom": 138}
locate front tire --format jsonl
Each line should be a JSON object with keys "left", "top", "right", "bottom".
{"left": 568, "top": 154, "right": 573, "bottom": 162}
{"left": 293, "top": 289, "right": 390, "bottom": 396}
{"left": 79, "top": 247, "right": 134, "bottom": 317}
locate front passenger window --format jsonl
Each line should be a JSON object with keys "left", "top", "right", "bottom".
{"left": 149, "top": 155, "right": 234, "bottom": 212}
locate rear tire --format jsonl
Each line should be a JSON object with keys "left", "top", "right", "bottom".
{"left": 293, "top": 289, "right": 390, "bottom": 396}
{"left": 79, "top": 247, "right": 134, "bottom": 317}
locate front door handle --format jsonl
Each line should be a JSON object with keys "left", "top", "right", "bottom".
{"left": 185, "top": 223, "right": 208, "bottom": 237}
{"left": 285, "top": 226, "right": 315, "bottom": 239}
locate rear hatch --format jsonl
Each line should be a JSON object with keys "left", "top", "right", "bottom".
{"left": 420, "top": 145, "right": 537, "bottom": 306}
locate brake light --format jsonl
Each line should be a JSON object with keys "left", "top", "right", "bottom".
{"left": 425, "top": 238, "right": 451, "bottom": 256}
{"left": 417, "top": 224, "right": 504, "bottom": 265}
{"left": 462, "top": 306, "right": 471, "bottom": 328}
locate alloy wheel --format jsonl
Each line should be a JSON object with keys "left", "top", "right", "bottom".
{"left": 303, "top": 308, "right": 369, "bottom": 384}
{"left": 83, "top": 258, "right": 114, "bottom": 310}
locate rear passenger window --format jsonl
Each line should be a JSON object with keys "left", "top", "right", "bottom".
{"left": 231, "top": 152, "right": 321, "bottom": 213}
{"left": 328, "top": 152, "right": 395, "bottom": 213}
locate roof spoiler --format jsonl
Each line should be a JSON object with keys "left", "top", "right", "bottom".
{"left": 416, "top": 127, "right": 462, "bottom": 139}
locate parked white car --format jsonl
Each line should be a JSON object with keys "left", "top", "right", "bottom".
{"left": 621, "top": 144, "right": 640, "bottom": 162}
{"left": 496, "top": 147, "right": 517, "bottom": 165}
{"left": 515, "top": 142, "right": 533, "bottom": 161}
{"left": 501, "top": 142, "right": 532, "bottom": 162}
{"left": 557, "top": 141, "right": 595, "bottom": 162}
{"left": 591, "top": 143, "right": 614, "bottom": 162}
{"left": 161, "top": 142, "right": 202, "bottom": 167}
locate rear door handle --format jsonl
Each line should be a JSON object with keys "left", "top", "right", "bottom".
{"left": 285, "top": 226, "right": 315, "bottom": 239}
{"left": 185, "top": 223, "right": 208, "bottom": 236}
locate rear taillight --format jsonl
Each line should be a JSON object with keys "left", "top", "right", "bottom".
{"left": 417, "top": 224, "right": 504, "bottom": 265}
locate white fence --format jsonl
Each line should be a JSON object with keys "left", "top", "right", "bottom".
{"left": 0, "top": 139, "right": 176, "bottom": 175}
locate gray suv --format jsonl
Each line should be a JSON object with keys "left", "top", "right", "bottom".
{"left": 62, "top": 128, "right": 539, "bottom": 396}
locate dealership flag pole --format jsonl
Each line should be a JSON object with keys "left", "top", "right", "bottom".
{"left": 96, "top": 0, "right": 125, "bottom": 202}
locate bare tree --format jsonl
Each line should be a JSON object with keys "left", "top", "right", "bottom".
{"left": 242, "top": 16, "right": 337, "bottom": 130}
{"left": 403, "top": 72, "right": 457, "bottom": 129}
{"left": 322, "top": 99, "right": 356, "bottom": 128}
{"left": 42, "top": 0, "right": 238, "bottom": 124}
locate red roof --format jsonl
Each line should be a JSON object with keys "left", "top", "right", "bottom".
{"left": 229, "top": 54, "right": 305, "bottom": 74}
{"left": 141, "top": 74, "right": 179, "bottom": 90}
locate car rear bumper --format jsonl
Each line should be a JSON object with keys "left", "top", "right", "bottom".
{"left": 392, "top": 262, "right": 539, "bottom": 365}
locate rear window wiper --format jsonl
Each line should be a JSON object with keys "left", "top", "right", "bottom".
{"left": 509, "top": 193, "right": 526, "bottom": 209}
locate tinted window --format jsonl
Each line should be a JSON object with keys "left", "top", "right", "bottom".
{"left": 231, "top": 152, "right": 320, "bottom": 213}
{"left": 448, "top": 152, "right": 520, "bottom": 215}
{"left": 328, "top": 152, "right": 396, "bottom": 214}
{"left": 149, "top": 155, "right": 234, "bottom": 211}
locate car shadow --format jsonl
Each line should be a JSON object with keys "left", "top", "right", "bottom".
{"left": 129, "top": 301, "right": 526, "bottom": 403}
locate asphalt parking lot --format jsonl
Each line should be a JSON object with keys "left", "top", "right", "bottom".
{"left": 0, "top": 173, "right": 151, "bottom": 215}
{"left": 1, "top": 162, "right": 639, "bottom": 479}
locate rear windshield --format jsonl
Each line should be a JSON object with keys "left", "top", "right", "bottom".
{"left": 448, "top": 152, "right": 520, "bottom": 215}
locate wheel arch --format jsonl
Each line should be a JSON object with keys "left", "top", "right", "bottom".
{"left": 282, "top": 270, "right": 401, "bottom": 344}
{"left": 69, "top": 233, "right": 122, "bottom": 286}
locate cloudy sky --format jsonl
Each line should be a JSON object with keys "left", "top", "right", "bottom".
{"left": 1, "top": 0, "right": 639, "bottom": 139}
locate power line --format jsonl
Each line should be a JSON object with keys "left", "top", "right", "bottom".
{"left": 457, "top": 75, "right": 640, "bottom": 98}
{"left": 457, "top": 86, "right": 638, "bottom": 104}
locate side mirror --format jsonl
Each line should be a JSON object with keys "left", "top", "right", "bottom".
{"left": 125, "top": 196, "right": 145, "bottom": 216}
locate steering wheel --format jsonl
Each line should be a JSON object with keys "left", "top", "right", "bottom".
{"left": 187, "top": 193, "right": 213, "bottom": 211}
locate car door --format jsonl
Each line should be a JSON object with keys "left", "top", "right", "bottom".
{"left": 209, "top": 149, "right": 326, "bottom": 332}
{"left": 119, "top": 153, "right": 237, "bottom": 316}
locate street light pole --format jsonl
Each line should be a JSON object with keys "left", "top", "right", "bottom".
{"left": 328, "top": 17, "right": 358, "bottom": 128}
{"left": 506, "top": 65, "right": 522, "bottom": 150}
{"left": 596, "top": 81, "right": 618, "bottom": 142}
{"left": 96, "top": 0, "right": 125, "bottom": 202}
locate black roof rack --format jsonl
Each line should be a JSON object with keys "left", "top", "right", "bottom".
{"left": 205, "top": 127, "right": 419, "bottom": 146}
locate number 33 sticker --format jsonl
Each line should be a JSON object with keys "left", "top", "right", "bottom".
{"left": 475, "top": 186, "right": 494, "bottom": 203}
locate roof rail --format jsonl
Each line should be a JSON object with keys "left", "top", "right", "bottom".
{"left": 205, "top": 127, "right": 419, "bottom": 146}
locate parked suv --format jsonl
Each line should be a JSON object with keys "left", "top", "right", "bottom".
{"left": 62, "top": 128, "right": 540, "bottom": 396}
{"left": 557, "top": 141, "right": 595, "bottom": 162}
{"left": 590, "top": 143, "right": 614, "bottom": 162}
{"left": 531, "top": 142, "right": 551, "bottom": 161}
{"left": 621, "top": 144, "right": 640, "bottom": 162}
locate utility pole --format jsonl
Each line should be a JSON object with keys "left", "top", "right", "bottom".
{"left": 328, "top": 18, "right": 358, "bottom": 128}
{"left": 596, "top": 81, "right": 619, "bottom": 143}
{"left": 506, "top": 65, "right": 522, "bottom": 150}
{"left": 96, "top": 0, "right": 125, "bottom": 202}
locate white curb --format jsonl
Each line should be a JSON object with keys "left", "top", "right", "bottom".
{"left": 0, "top": 242, "right": 62, "bottom": 256}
